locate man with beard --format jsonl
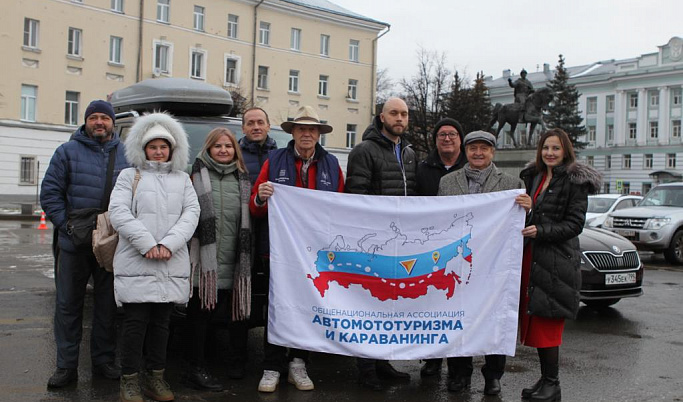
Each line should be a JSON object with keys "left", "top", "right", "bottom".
{"left": 41, "top": 100, "right": 129, "bottom": 388}
{"left": 345, "top": 97, "right": 416, "bottom": 390}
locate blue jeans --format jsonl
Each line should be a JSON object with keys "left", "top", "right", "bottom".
{"left": 54, "top": 249, "right": 117, "bottom": 369}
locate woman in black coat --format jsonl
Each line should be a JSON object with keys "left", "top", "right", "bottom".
{"left": 518, "top": 129, "right": 601, "bottom": 402}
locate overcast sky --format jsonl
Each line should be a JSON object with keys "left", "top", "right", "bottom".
{"left": 331, "top": 0, "right": 682, "bottom": 84}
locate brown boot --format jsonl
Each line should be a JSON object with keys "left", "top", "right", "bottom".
{"left": 119, "top": 373, "right": 143, "bottom": 402}
{"left": 142, "top": 369, "right": 174, "bottom": 401}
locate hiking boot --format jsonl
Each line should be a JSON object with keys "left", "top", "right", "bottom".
{"left": 141, "top": 369, "right": 174, "bottom": 401}
{"left": 120, "top": 373, "right": 143, "bottom": 402}
{"left": 257, "top": 370, "right": 280, "bottom": 393}
{"left": 288, "top": 358, "right": 314, "bottom": 391}
{"left": 47, "top": 368, "right": 78, "bottom": 388}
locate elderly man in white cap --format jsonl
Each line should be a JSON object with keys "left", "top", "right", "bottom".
{"left": 250, "top": 105, "right": 345, "bottom": 393}
{"left": 438, "top": 130, "right": 529, "bottom": 396}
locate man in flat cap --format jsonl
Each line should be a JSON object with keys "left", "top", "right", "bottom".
{"left": 437, "top": 130, "right": 527, "bottom": 396}
{"left": 41, "top": 100, "right": 129, "bottom": 388}
{"left": 250, "top": 105, "right": 344, "bottom": 393}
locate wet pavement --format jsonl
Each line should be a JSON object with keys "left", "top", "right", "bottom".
{"left": 1, "top": 220, "right": 682, "bottom": 401}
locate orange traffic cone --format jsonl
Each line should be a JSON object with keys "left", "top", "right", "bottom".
{"left": 38, "top": 211, "right": 48, "bottom": 230}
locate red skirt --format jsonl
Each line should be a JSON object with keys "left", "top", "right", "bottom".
{"left": 519, "top": 243, "right": 565, "bottom": 347}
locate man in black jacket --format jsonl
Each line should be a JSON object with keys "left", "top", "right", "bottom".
{"left": 345, "top": 97, "right": 415, "bottom": 390}
{"left": 416, "top": 118, "right": 467, "bottom": 196}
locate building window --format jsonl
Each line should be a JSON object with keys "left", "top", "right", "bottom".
{"left": 586, "top": 155, "right": 594, "bottom": 166}
{"left": 628, "top": 122, "right": 637, "bottom": 140}
{"left": 257, "top": 66, "right": 269, "bottom": 89}
{"left": 650, "top": 92, "right": 659, "bottom": 107}
{"left": 667, "top": 153, "right": 677, "bottom": 169}
{"left": 346, "top": 124, "right": 357, "bottom": 148}
{"left": 672, "top": 120, "right": 681, "bottom": 138}
{"left": 259, "top": 22, "right": 270, "bottom": 45}
{"left": 644, "top": 154, "right": 653, "bottom": 169}
{"left": 606, "top": 95, "right": 615, "bottom": 113}
{"left": 649, "top": 121, "right": 658, "bottom": 139}
{"left": 288, "top": 70, "right": 299, "bottom": 93}
{"left": 224, "top": 55, "right": 239, "bottom": 86}
{"left": 642, "top": 182, "right": 652, "bottom": 195}
{"left": 227, "top": 14, "right": 238, "bottom": 39}
{"left": 193, "top": 6, "right": 204, "bottom": 31}
{"left": 111, "top": 0, "right": 124, "bottom": 12}
{"left": 67, "top": 27, "right": 82, "bottom": 57}
{"left": 586, "top": 97, "right": 597, "bottom": 114}
{"left": 347, "top": 79, "right": 358, "bottom": 100}
{"left": 23, "top": 18, "right": 39, "bottom": 48}
{"left": 622, "top": 182, "right": 630, "bottom": 195}
{"left": 290, "top": 28, "right": 301, "bottom": 51}
{"left": 605, "top": 155, "right": 611, "bottom": 169}
{"left": 153, "top": 41, "right": 172, "bottom": 74}
{"left": 20, "top": 84, "right": 37, "bottom": 122}
{"left": 623, "top": 154, "right": 631, "bottom": 169}
{"left": 587, "top": 125, "right": 596, "bottom": 143}
{"left": 318, "top": 75, "right": 329, "bottom": 97}
{"left": 190, "top": 49, "right": 205, "bottom": 79}
{"left": 349, "top": 39, "right": 359, "bottom": 62}
{"left": 607, "top": 124, "right": 614, "bottom": 142}
{"left": 629, "top": 93, "right": 638, "bottom": 109}
{"left": 673, "top": 90, "right": 682, "bottom": 106}
{"left": 320, "top": 34, "right": 330, "bottom": 56}
{"left": 109, "top": 36, "right": 122, "bottom": 64}
{"left": 157, "top": 0, "right": 170, "bottom": 23}
{"left": 65, "top": 91, "right": 79, "bottom": 126}
{"left": 19, "top": 156, "right": 37, "bottom": 185}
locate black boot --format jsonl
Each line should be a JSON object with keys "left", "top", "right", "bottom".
{"left": 529, "top": 346, "right": 561, "bottom": 402}
{"left": 358, "top": 370, "right": 384, "bottom": 391}
{"left": 376, "top": 360, "right": 410, "bottom": 380}
{"left": 183, "top": 366, "right": 224, "bottom": 392}
{"left": 420, "top": 359, "right": 442, "bottom": 377}
{"left": 522, "top": 348, "right": 546, "bottom": 399}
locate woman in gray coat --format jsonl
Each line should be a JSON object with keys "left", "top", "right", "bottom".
{"left": 109, "top": 112, "right": 199, "bottom": 402}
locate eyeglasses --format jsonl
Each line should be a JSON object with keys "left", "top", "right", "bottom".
{"left": 437, "top": 132, "right": 459, "bottom": 139}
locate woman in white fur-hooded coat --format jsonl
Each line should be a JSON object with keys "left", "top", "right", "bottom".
{"left": 109, "top": 112, "right": 200, "bottom": 306}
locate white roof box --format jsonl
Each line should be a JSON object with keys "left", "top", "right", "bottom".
{"left": 109, "top": 78, "right": 233, "bottom": 116}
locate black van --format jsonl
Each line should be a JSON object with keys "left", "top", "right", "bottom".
{"left": 109, "top": 78, "right": 289, "bottom": 327}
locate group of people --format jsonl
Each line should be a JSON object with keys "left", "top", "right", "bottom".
{"left": 40, "top": 96, "right": 599, "bottom": 402}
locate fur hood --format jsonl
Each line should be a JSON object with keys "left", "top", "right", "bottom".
{"left": 521, "top": 160, "right": 602, "bottom": 195}
{"left": 125, "top": 112, "right": 189, "bottom": 171}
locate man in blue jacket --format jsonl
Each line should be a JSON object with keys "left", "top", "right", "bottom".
{"left": 41, "top": 100, "right": 129, "bottom": 388}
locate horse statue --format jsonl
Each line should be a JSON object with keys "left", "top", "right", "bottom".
{"left": 488, "top": 87, "right": 554, "bottom": 148}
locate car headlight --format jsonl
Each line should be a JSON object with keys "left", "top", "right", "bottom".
{"left": 603, "top": 216, "right": 613, "bottom": 228}
{"left": 645, "top": 217, "right": 670, "bottom": 230}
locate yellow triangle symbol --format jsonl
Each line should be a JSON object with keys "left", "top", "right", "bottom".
{"left": 399, "top": 258, "right": 417, "bottom": 275}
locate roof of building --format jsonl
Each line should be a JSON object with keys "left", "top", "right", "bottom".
{"left": 280, "top": 0, "right": 389, "bottom": 26}
{"left": 486, "top": 36, "right": 683, "bottom": 90}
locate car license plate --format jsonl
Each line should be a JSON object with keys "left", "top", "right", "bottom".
{"left": 605, "top": 272, "right": 636, "bottom": 285}
{"left": 617, "top": 229, "right": 635, "bottom": 237}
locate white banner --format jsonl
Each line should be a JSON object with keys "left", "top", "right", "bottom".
{"left": 267, "top": 184, "right": 525, "bottom": 360}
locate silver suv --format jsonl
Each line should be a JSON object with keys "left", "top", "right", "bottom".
{"left": 603, "top": 182, "right": 683, "bottom": 264}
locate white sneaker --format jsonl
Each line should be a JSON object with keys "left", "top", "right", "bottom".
{"left": 257, "top": 370, "right": 280, "bottom": 393}
{"left": 288, "top": 358, "right": 314, "bottom": 391}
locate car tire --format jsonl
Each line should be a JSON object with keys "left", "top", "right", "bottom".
{"left": 583, "top": 299, "right": 620, "bottom": 309}
{"left": 663, "top": 230, "right": 683, "bottom": 265}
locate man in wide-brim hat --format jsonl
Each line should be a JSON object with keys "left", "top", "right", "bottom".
{"left": 250, "top": 105, "right": 344, "bottom": 393}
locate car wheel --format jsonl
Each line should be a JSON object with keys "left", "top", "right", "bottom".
{"left": 663, "top": 230, "right": 683, "bottom": 265}
{"left": 584, "top": 299, "right": 620, "bottom": 309}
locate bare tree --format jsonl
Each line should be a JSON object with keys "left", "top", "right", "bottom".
{"left": 400, "top": 48, "right": 451, "bottom": 158}
{"left": 375, "top": 67, "right": 395, "bottom": 106}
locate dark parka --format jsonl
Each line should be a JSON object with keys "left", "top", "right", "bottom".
{"left": 520, "top": 162, "right": 601, "bottom": 319}
{"left": 346, "top": 115, "right": 417, "bottom": 195}
{"left": 40, "top": 126, "right": 129, "bottom": 253}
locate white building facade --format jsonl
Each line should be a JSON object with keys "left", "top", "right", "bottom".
{"left": 487, "top": 37, "right": 683, "bottom": 195}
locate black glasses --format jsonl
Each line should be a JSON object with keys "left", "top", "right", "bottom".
{"left": 437, "top": 132, "right": 459, "bottom": 139}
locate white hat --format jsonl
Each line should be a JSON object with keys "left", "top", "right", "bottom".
{"left": 141, "top": 124, "right": 176, "bottom": 149}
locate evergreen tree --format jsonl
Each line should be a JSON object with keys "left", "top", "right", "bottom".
{"left": 446, "top": 71, "right": 492, "bottom": 134}
{"left": 546, "top": 54, "right": 587, "bottom": 149}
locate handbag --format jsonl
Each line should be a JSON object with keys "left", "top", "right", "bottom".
{"left": 93, "top": 169, "right": 140, "bottom": 272}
